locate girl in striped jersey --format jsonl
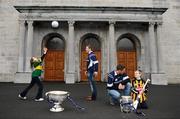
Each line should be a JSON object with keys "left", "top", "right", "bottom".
{"left": 131, "top": 70, "right": 148, "bottom": 109}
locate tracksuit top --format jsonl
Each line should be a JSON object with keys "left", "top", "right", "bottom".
{"left": 107, "top": 70, "right": 130, "bottom": 90}
{"left": 32, "top": 54, "right": 46, "bottom": 78}
{"left": 86, "top": 51, "right": 98, "bottom": 73}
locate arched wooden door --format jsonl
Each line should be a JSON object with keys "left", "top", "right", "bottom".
{"left": 44, "top": 36, "right": 65, "bottom": 81}
{"left": 117, "top": 38, "right": 137, "bottom": 79}
{"left": 80, "top": 34, "right": 101, "bottom": 81}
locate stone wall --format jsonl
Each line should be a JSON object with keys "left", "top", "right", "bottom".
{"left": 0, "top": 1, "right": 19, "bottom": 82}
{"left": 0, "top": 0, "right": 180, "bottom": 84}
{"left": 162, "top": 0, "right": 180, "bottom": 84}
{"left": 13, "top": 0, "right": 153, "bottom": 7}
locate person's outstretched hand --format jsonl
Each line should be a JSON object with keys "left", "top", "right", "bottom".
{"left": 43, "top": 47, "right": 48, "bottom": 54}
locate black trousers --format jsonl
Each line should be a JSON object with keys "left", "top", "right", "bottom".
{"left": 20, "top": 77, "right": 43, "bottom": 99}
{"left": 138, "top": 101, "right": 148, "bottom": 109}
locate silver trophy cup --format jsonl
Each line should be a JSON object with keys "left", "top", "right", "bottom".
{"left": 46, "top": 91, "right": 69, "bottom": 112}
{"left": 120, "top": 96, "right": 133, "bottom": 113}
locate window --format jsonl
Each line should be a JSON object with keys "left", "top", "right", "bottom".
{"left": 81, "top": 36, "right": 101, "bottom": 51}
{"left": 117, "top": 38, "right": 135, "bottom": 51}
{"left": 47, "top": 37, "right": 65, "bottom": 50}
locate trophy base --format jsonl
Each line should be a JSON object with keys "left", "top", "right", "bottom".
{"left": 50, "top": 104, "right": 64, "bottom": 112}
{"left": 50, "top": 107, "right": 64, "bottom": 112}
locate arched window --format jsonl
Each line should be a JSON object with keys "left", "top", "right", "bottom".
{"left": 46, "top": 36, "right": 65, "bottom": 50}
{"left": 117, "top": 38, "right": 135, "bottom": 51}
{"left": 81, "top": 35, "right": 101, "bottom": 51}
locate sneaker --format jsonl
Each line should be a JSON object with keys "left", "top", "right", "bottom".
{"left": 18, "top": 94, "right": 27, "bottom": 100}
{"left": 109, "top": 97, "right": 115, "bottom": 106}
{"left": 35, "top": 98, "right": 44, "bottom": 102}
{"left": 110, "top": 101, "right": 115, "bottom": 106}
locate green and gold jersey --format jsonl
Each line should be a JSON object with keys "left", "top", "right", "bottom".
{"left": 32, "top": 59, "right": 43, "bottom": 78}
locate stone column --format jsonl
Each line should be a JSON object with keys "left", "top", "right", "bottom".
{"left": 156, "top": 22, "right": 164, "bottom": 73}
{"left": 149, "top": 22, "right": 158, "bottom": 73}
{"left": 108, "top": 21, "right": 117, "bottom": 71}
{"left": 25, "top": 20, "right": 34, "bottom": 72}
{"left": 18, "top": 20, "right": 26, "bottom": 72}
{"left": 151, "top": 22, "right": 167, "bottom": 85}
{"left": 66, "top": 20, "right": 76, "bottom": 83}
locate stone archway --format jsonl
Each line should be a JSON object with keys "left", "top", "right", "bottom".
{"left": 42, "top": 33, "right": 65, "bottom": 81}
{"left": 80, "top": 33, "right": 101, "bottom": 81}
{"left": 117, "top": 33, "right": 141, "bottom": 79}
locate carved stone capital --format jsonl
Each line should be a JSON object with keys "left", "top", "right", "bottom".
{"left": 19, "top": 20, "right": 26, "bottom": 25}
{"left": 156, "top": 22, "right": 163, "bottom": 26}
{"left": 109, "top": 20, "right": 116, "bottom": 25}
{"left": 149, "top": 22, "right": 156, "bottom": 26}
{"left": 26, "top": 20, "right": 34, "bottom": 26}
{"left": 68, "top": 20, "right": 75, "bottom": 26}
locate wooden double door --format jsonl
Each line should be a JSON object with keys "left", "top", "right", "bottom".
{"left": 117, "top": 51, "right": 137, "bottom": 79}
{"left": 44, "top": 50, "right": 136, "bottom": 81}
{"left": 81, "top": 51, "right": 136, "bottom": 81}
{"left": 44, "top": 50, "right": 64, "bottom": 81}
{"left": 44, "top": 50, "right": 101, "bottom": 82}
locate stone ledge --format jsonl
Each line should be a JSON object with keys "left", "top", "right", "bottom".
{"left": 151, "top": 73, "right": 168, "bottom": 85}
{"left": 65, "top": 73, "right": 76, "bottom": 84}
{"left": 14, "top": 72, "right": 31, "bottom": 83}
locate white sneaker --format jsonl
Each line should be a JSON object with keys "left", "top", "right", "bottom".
{"left": 35, "top": 98, "right": 44, "bottom": 102}
{"left": 18, "top": 94, "right": 27, "bottom": 100}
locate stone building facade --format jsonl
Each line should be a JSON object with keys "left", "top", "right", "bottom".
{"left": 0, "top": 0, "right": 180, "bottom": 85}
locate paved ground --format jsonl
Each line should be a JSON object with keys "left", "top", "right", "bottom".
{"left": 0, "top": 82, "right": 179, "bottom": 119}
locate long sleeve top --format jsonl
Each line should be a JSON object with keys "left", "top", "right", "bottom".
{"left": 107, "top": 70, "right": 130, "bottom": 90}
{"left": 86, "top": 51, "right": 98, "bottom": 73}
{"left": 31, "top": 53, "right": 46, "bottom": 78}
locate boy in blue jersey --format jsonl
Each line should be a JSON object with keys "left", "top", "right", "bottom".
{"left": 107, "top": 64, "right": 131, "bottom": 105}
{"left": 85, "top": 45, "right": 98, "bottom": 101}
